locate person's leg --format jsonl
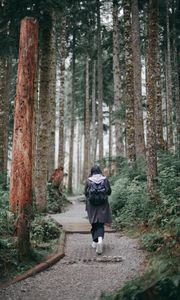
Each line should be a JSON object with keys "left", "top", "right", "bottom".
{"left": 91, "top": 223, "right": 98, "bottom": 242}
{"left": 96, "top": 223, "right": 104, "bottom": 254}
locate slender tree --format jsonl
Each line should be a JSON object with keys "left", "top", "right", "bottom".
{"left": 35, "top": 17, "right": 51, "bottom": 212}
{"left": 58, "top": 14, "right": 66, "bottom": 169}
{"left": 9, "top": 17, "right": 38, "bottom": 260}
{"left": 146, "top": 0, "right": 158, "bottom": 196}
{"left": 123, "top": 0, "right": 136, "bottom": 163}
{"left": 112, "top": 0, "right": 124, "bottom": 158}
{"left": 83, "top": 55, "right": 90, "bottom": 180}
{"left": 97, "top": 0, "right": 104, "bottom": 168}
{"left": 48, "top": 11, "right": 57, "bottom": 176}
{"left": 166, "top": 0, "right": 174, "bottom": 149}
{"left": 68, "top": 30, "right": 76, "bottom": 194}
{"left": 131, "top": 0, "right": 145, "bottom": 157}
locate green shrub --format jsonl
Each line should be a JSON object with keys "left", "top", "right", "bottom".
{"left": 30, "top": 217, "right": 60, "bottom": 242}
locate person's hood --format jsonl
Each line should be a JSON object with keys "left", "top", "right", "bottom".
{"left": 88, "top": 174, "right": 106, "bottom": 184}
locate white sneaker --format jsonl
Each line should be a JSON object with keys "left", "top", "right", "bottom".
{"left": 96, "top": 237, "right": 103, "bottom": 254}
{"left": 92, "top": 241, "right": 97, "bottom": 248}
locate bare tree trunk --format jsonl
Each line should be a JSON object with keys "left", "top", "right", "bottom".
{"left": 48, "top": 11, "right": 56, "bottom": 176}
{"left": 113, "top": 0, "right": 124, "bottom": 158}
{"left": 172, "top": 0, "right": 180, "bottom": 156}
{"left": 97, "top": 0, "right": 104, "bottom": 169}
{"left": 35, "top": 19, "right": 51, "bottom": 212}
{"left": 109, "top": 104, "right": 113, "bottom": 172}
{"left": 58, "top": 15, "right": 66, "bottom": 168}
{"left": 123, "top": 0, "right": 136, "bottom": 163}
{"left": 131, "top": 0, "right": 145, "bottom": 157}
{"left": 146, "top": 0, "right": 158, "bottom": 197}
{"left": 0, "top": 57, "right": 6, "bottom": 174}
{"left": 156, "top": 39, "right": 165, "bottom": 150}
{"left": 91, "top": 60, "right": 97, "bottom": 164}
{"left": 68, "top": 32, "right": 75, "bottom": 194}
{"left": 9, "top": 17, "right": 38, "bottom": 261}
{"left": 83, "top": 56, "right": 90, "bottom": 180}
{"left": 166, "top": 0, "right": 174, "bottom": 150}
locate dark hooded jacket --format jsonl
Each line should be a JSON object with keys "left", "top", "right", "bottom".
{"left": 84, "top": 173, "right": 112, "bottom": 224}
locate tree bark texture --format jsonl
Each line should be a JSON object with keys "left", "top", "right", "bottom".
{"left": 58, "top": 15, "right": 66, "bottom": 168}
{"left": 172, "top": 0, "right": 180, "bottom": 156}
{"left": 0, "top": 57, "right": 8, "bottom": 174}
{"left": 131, "top": 0, "right": 145, "bottom": 157}
{"left": 123, "top": 0, "right": 136, "bottom": 163}
{"left": 83, "top": 56, "right": 90, "bottom": 180}
{"left": 10, "top": 17, "right": 38, "bottom": 213}
{"left": 109, "top": 104, "right": 113, "bottom": 172}
{"left": 156, "top": 39, "right": 165, "bottom": 150}
{"left": 166, "top": 0, "right": 174, "bottom": 149}
{"left": 146, "top": 0, "right": 158, "bottom": 196}
{"left": 91, "top": 60, "right": 97, "bottom": 164}
{"left": 113, "top": 0, "right": 124, "bottom": 157}
{"left": 97, "top": 0, "right": 104, "bottom": 169}
{"left": 68, "top": 32, "right": 75, "bottom": 194}
{"left": 9, "top": 17, "right": 38, "bottom": 261}
{"left": 48, "top": 11, "right": 56, "bottom": 176}
{"left": 35, "top": 21, "right": 51, "bottom": 212}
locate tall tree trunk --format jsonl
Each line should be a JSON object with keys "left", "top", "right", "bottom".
{"left": 35, "top": 19, "right": 51, "bottom": 212}
{"left": 97, "top": 0, "right": 104, "bottom": 169}
{"left": 146, "top": 0, "right": 158, "bottom": 197}
{"left": 0, "top": 57, "right": 8, "bottom": 176}
{"left": 68, "top": 32, "right": 75, "bottom": 194}
{"left": 156, "top": 39, "right": 165, "bottom": 150}
{"left": 83, "top": 56, "right": 90, "bottom": 180}
{"left": 123, "top": 0, "right": 136, "bottom": 163}
{"left": 112, "top": 0, "right": 124, "bottom": 158}
{"left": 172, "top": 0, "right": 180, "bottom": 156}
{"left": 48, "top": 11, "right": 56, "bottom": 176}
{"left": 131, "top": 0, "right": 145, "bottom": 157}
{"left": 166, "top": 0, "right": 174, "bottom": 150}
{"left": 91, "top": 60, "right": 97, "bottom": 164}
{"left": 109, "top": 104, "right": 113, "bottom": 172}
{"left": 58, "top": 15, "right": 66, "bottom": 168}
{"left": 9, "top": 17, "right": 38, "bottom": 260}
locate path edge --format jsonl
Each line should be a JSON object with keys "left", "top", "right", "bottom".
{"left": 0, "top": 230, "right": 66, "bottom": 289}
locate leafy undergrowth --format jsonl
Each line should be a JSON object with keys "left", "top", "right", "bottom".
{"left": 0, "top": 185, "right": 62, "bottom": 283}
{"left": 103, "top": 152, "right": 180, "bottom": 300}
{"left": 47, "top": 184, "right": 70, "bottom": 213}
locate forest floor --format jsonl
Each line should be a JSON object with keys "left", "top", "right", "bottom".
{"left": 0, "top": 196, "right": 147, "bottom": 300}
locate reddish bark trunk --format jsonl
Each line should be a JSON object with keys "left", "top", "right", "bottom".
{"left": 10, "top": 17, "right": 38, "bottom": 214}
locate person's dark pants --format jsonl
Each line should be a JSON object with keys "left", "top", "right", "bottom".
{"left": 91, "top": 222, "right": 104, "bottom": 242}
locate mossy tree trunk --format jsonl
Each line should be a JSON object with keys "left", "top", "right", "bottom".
{"left": 58, "top": 15, "right": 66, "bottom": 169}
{"left": 48, "top": 11, "right": 56, "bottom": 176}
{"left": 123, "top": 0, "right": 136, "bottom": 163}
{"left": 146, "top": 0, "right": 158, "bottom": 197}
{"left": 113, "top": 0, "right": 124, "bottom": 158}
{"left": 35, "top": 17, "right": 51, "bottom": 212}
{"left": 0, "top": 57, "right": 9, "bottom": 178}
{"left": 131, "top": 0, "right": 145, "bottom": 157}
{"left": 9, "top": 17, "right": 38, "bottom": 261}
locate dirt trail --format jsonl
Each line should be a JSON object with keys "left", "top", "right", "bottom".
{"left": 0, "top": 196, "right": 146, "bottom": 300}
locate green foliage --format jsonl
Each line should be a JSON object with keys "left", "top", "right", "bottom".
{"left": 47, "top": 184, "right": 69, "bottom": 213}
{"left": 107, "top": 152, "right": 180, "bottom": 300}
{"left": 31, "top": 217, "right": 60, "bottom": 242}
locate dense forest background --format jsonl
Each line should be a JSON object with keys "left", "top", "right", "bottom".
{"left": 0, "top": 0, "right": 179, "bottom": 298}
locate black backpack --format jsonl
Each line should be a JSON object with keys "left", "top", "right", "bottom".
{"left": 88, "top": 179, "right": 107, "bottom": 206}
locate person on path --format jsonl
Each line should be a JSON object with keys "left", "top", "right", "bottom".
{"left": 84, "top": 165, "right": 112, "bottom": 254}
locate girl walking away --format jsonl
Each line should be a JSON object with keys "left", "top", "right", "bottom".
{"left": 84, "top": 165, "right": 112, "bottom": 254}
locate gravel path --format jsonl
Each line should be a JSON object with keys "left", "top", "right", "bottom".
{"left": 0, "top": 197, "right": 146, "bottom": 300}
